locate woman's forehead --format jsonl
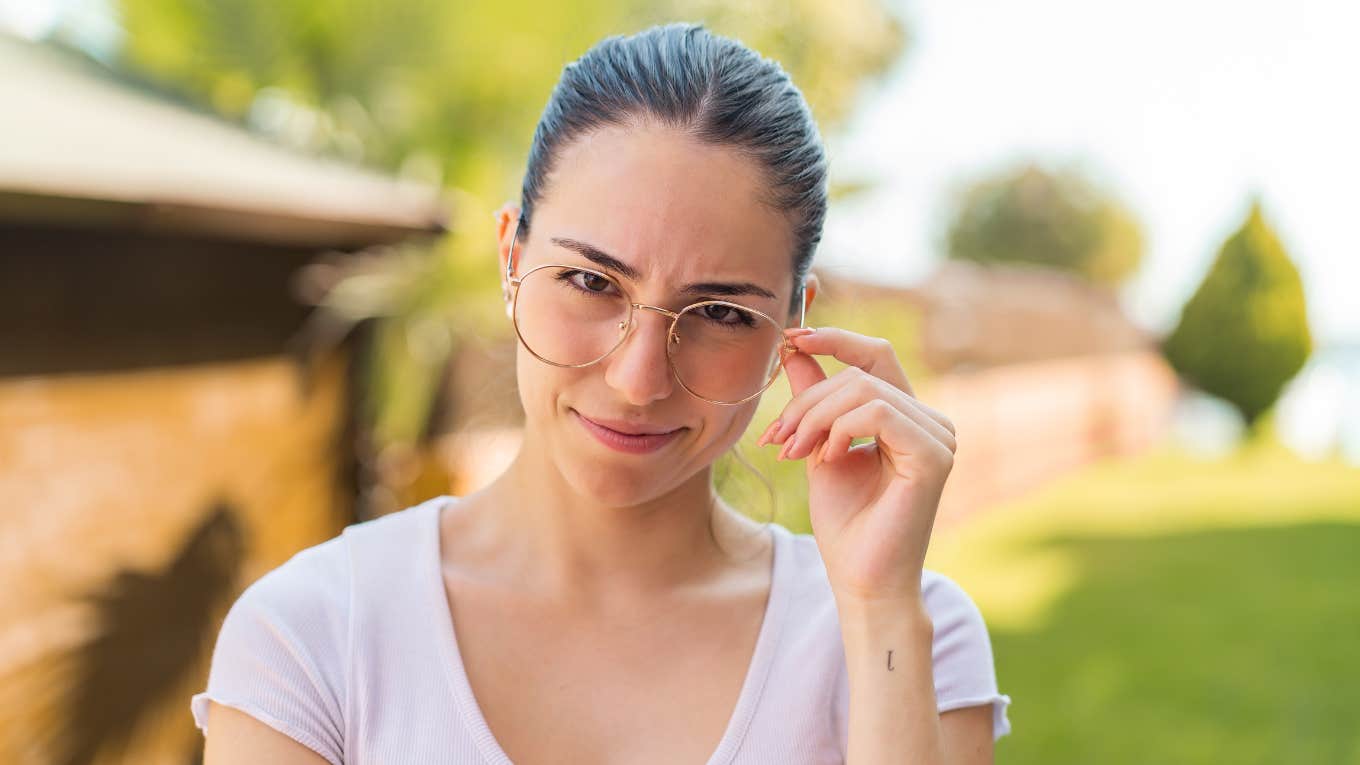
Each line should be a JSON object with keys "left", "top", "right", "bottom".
{"left": 530, "top": 123, "right": 794, "bottom": 293}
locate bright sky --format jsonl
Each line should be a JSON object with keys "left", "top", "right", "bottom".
{"left": 4, "top": 0, "right": 1355, "bottom": 345}
{"left": 821, "top": 0, "right": 1359, "bottom": 346}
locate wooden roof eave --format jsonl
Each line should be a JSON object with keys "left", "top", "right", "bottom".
{"left": 0, "top": 187, "right": 448, "bottom": 250}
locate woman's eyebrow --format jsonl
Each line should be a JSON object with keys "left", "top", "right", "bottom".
{"left": 550, "top": 237, "right": 778, "bottom": 300}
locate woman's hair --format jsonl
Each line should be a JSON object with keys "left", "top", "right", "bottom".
{"left": 516, "top": 22, "right": 828, "bottom": 541}
{"left": 517, "top": 21, "right": 828, "bottom": 319}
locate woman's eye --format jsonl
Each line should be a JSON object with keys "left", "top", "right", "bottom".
{"left": 568, "top": 271, "right": 615, "bottom": 294}
{"left": 702, "top": 304, "right": 755, "bottom": 326}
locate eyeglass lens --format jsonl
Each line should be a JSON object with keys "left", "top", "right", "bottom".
{"left": 512, "top": 265, "right": 785, "bottom": 404}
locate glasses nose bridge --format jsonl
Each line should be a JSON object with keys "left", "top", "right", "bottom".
{"left": 630, "top": 302, "right": 681, "bottom": 321}
{"left": 602, "top": 301, "right": 680, "bottom": 405}
{"left": 619, "top": 302, "right": 681, "bottom": 350}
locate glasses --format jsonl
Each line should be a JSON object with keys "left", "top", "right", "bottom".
{"left": 502, "top": 218, "right": 806, "bottom": 405}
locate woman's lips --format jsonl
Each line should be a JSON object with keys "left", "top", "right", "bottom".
{"left": 572, "top": 410, "right": 683, "bottom": 454}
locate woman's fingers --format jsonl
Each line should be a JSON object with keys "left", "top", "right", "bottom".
{"left": 760, "top": 365, "right": 862, "bottom": 446}
{"left": 778, "top": 333, "right": 829, "bottom": 397}
{"left": 786, "top": 326, "right": 914, "bottom": 397}
{"left": 787, "top": 328, "right": 958, "bottom": 439}
{"left": 766, "top": 326, "right": 958, "bottom": 461}
{"left": 818, "top": 399, "right": 956, "bottom": 475}
{"left": 775, "top": 367, "right": 958, "bottom": 461}
{"left": 773, "top": 376, "right": 873, "bottom": 459}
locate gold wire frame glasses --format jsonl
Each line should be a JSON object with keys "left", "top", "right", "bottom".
{"left": 502, "top": 218, "right": 807, "bottom": 405}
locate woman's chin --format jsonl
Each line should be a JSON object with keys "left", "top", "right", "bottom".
{"left": 559, "top": 440, "right": 705, "bottom": 508}
{"left": 564, "top": 464, "right": 675, "bottom": 509}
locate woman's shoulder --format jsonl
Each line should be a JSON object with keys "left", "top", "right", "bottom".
{"left": 190, "top": 530, "right": 354, "bottom": 754}
{"left": 190, "top": 497, "right": 448, "bottom": 745}
{"left": 232, "top": 495, "right": 444, "bottom": 622}
{"left": 205, "top": 523, "right": 350, "bottom": 630}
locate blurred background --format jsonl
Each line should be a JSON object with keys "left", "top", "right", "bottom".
{"left": 1, "top": 0, "right": 1355, "bottom": 762}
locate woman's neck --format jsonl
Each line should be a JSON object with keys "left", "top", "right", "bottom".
{"left": 463, "top": 438, "right": 737, "bottom": 609}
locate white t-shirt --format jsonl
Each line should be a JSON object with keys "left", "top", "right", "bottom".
{"left": 191, "top": 494, "right": 1012, "bottom": 763}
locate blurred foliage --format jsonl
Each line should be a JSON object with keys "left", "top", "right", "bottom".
{"left": 1161, "top": 197, "right": 1313, "bottom": 438}
{"left": 942, "top": 159, "right": 1144, "bottom": 287}
{"left": 116, "top": 0, "right": 910, "bottom": 450}
{"left": 659, "top": 0, "right": 907, "bottom": 129}
{"left": 291, "top": 226, "right": 509, "bottom": 448}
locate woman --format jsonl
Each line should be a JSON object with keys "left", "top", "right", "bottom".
{"left": 192, "top": 22, "right": 1010, "bottom": 764}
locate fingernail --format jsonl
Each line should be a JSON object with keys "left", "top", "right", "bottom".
{"left": 757, "top": 419, "right": 781, "bottom": 447}
{"left": 778, "top": 433, "right": 798, "bottom": 461}
{"left": 784, "top": 327, "right": 816, "bottom": 337}
{"left": 772, "top": 418, "right": 792, "bottom": 444}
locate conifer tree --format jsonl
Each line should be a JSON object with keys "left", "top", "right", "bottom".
{"left": 1162, "top": 196, "right": 1313, "bottom": 439}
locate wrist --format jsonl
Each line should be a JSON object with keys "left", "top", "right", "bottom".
{"left": 834, "top": 591, "right": 933, "bottom": 639}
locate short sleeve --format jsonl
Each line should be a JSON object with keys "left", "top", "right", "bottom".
{"left": 922, "top": 570, "right": 1013, "bottom": 740}
{"left": 190, "top": 537, "right": 350, "bottom": 765}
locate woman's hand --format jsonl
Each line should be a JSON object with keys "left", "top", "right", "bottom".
{"left": 757, "top": 326, "right": 958, "bottom": 604}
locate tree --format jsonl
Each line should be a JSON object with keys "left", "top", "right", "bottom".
{"left": 1161, "top": 196, "right": 1313, "bottom": 440}
{"left": 942, "top": 160, "right": 1144, "bottom": 287}
{"left": 116, "top": 0, "right": 906, "bottom": 198}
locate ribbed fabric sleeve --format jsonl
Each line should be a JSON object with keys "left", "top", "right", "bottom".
{"left": 922, "top": 569, "right": 1013, "bottom": 739}
{"left": 818, "top": 545, "right": 1012, "bottom": 746}
{"left": 190, "top": 537, "right": 350, "bottom": 765}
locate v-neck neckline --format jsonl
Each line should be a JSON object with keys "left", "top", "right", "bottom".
{"left": 424, "top": 497, "right": 793, "bottom": 765}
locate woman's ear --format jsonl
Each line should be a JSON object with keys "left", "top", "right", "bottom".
{"left": 801, "top": 271, "right": 820, "bottom": 320}
{"left": 495, "top": 202, "right": 522, "bottom": 309}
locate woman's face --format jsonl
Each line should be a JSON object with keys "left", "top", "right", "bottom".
{"left": 497, "top": 121, "right": 810, "bottom": 507}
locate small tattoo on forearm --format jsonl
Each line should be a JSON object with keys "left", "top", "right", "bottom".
{"left": 886, "top": 650, "right": 895, "bottom": 671}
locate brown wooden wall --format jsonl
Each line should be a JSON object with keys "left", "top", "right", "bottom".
{"left": 1, "top": 225, "right": 317, "bottom": 375}
{"left": 0, "top": 224, "right": 360, "bottom": 764}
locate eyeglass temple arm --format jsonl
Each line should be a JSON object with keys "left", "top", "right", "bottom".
{"left": 502, "top": 216, "right": 524, "bottom": 302}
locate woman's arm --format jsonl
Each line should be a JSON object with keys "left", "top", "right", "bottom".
{"left": 939, "top": 705, "right": 995, "bottom": 765}
{"left": 203, "top": 702, "right": 334, "bottom": 765}
{"left": 839, "top": 596, "right": 993, "bottom": 765}
{"left": 840, "top": 595, "right": 944, "bottom": 765}
{"left": 768, "top": 326, "right": 1002, "bottom": 761}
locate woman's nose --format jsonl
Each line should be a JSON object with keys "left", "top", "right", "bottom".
{"left": 602, "top": 306, "right": 677, "bottom": 406}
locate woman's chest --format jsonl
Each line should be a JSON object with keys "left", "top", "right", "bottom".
{"left": 446, "top": 578, "right": 768, "bottom": 765}
{"left": 342, "top": 509, "right": 849, "bottom": 765}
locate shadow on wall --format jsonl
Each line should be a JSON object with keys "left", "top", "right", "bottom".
{"left": 2, "top": 501, "right": 246, "bottom": 765}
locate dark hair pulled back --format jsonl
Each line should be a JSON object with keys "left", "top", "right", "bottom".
{"left": 518, "top": 22, "right": 828, "bottom": 317}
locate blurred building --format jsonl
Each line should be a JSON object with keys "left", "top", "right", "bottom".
{"left": 0, "top": 35, "right": 445, "bottom": 765}
{"left": 862, "top": 261, "right": 1180, "bottom": 524}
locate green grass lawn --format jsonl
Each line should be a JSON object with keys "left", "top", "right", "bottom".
{"left": 922, "top": 434, "right": 1360, "bottom": 763}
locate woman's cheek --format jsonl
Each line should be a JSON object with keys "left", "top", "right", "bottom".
{"left": 515, "top": 347, "right": 567, "bottom": 429}
{"left": 698, "top": 404, "right": 758, "bottom": 456}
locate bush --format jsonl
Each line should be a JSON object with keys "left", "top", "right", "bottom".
{"left": 942, "top": 160, "right": 1144, "bottom": 287}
